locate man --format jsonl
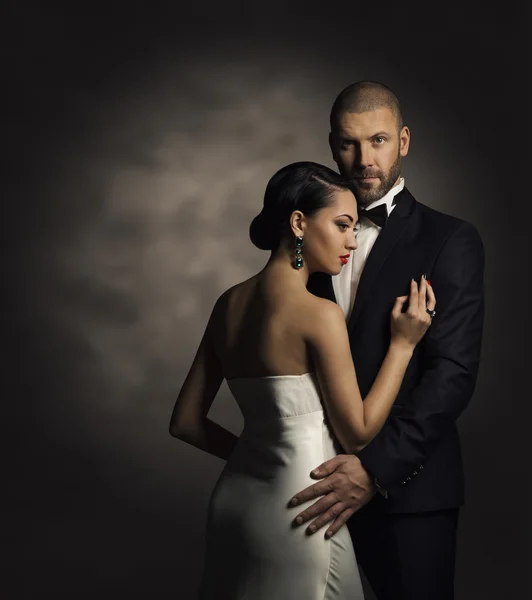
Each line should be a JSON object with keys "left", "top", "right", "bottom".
{"left": 293, "top": 81, "right": 485, "bottom": 599}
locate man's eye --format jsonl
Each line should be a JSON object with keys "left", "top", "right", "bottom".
{"left": 374, "top": 137, "right": 386, "bottom": 144}
{"left": 341, "top": 140, "right": 354, "bottom": 147}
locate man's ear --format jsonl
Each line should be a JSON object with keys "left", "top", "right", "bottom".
{"left": 329, "top": 132, "right": 338, "bottom": 163}
{"left": 399, "top": 126, "right": 410, "bottom": 157}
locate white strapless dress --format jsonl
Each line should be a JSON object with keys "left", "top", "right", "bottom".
{"left": 199, "top": 372, "right": 364, "bottom": 600}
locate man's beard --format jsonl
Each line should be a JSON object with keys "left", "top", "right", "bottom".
{"left": 349, "top": 152, "right": 402, "bottom": 208}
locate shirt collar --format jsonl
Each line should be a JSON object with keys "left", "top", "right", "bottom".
{"left": 364, "top": 177, "right": 405, "bottom": 215}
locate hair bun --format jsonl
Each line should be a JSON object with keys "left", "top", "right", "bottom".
{"left": 249, "top": 212, "right": 280, "bottom": 251}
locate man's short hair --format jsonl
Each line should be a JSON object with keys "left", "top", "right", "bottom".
{"left": 330, "top": 81, "right": 404, "bottom": 131}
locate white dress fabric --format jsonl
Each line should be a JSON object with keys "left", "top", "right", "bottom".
{"left": 199, "top": 372, "right": 364, "bottom": 600}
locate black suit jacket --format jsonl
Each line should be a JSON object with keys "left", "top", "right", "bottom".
{"left": 307, "top": 187, "right": 485, "bottom": 514}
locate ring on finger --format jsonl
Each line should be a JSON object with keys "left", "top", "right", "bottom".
{"left": 426, "top": 308, "right": 436, "bottom": 318}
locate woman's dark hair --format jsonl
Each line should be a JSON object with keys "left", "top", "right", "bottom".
{"left": 249, "top": 162, "right": 354, "bottom": 251}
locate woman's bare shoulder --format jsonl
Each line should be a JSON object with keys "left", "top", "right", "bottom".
{"left": 300, "top": 293, "right": 346, "bottom": 340}
{"left": 302, "top": 291, "right": 342, "bottom": 314}
{"left": 209, "top": 276, "right": 258, "bottom": 318}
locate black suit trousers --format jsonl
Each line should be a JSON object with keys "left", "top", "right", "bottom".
{"left": 349, "top": 505, "right": 460, "bottom": 600}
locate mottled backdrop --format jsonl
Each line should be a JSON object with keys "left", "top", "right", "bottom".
{"left": 6, "top": 3, "right": 529, "bottom": 599}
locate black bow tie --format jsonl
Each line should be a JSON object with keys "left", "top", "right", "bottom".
{"left": 358, "top": 203, "right": 389, "bottom": 227}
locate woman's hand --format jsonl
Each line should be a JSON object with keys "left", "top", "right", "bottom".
{"left": 390, "top": 276, "right": 436, "bottom": 349}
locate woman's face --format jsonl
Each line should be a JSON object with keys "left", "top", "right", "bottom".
{"left": 302, "top": 188, "right": 358, "bottom": 275}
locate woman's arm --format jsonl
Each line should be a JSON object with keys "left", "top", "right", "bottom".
{"left": 169, "top": 299, "right": 238, "bottom": 461}
{"left": 308, "top": 278, "right": 433, "bottom": 454}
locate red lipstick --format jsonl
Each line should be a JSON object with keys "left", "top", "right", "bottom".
{"left": 340, "top": 254, "right": 350, "bottom": 265}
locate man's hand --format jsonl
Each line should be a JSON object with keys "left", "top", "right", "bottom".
{"left": 289, "top": 454, "right": 376, "bottom": 538}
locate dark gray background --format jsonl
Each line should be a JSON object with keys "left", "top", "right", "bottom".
{"left": 6, "top": 3, "right": 530, "bottom": 599}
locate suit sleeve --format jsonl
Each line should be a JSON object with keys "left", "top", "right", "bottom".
{"left": 356, "top": 220, "right": 485, "bottom": 492}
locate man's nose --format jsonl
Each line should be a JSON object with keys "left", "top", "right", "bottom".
{"left": 354, "top": 144, "right": 373, "bottom": 169}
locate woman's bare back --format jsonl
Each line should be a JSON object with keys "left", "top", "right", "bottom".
{"left": 209, "top": 271, "right": 328, "bottom": 380}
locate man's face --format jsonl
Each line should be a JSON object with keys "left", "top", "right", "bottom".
{"left": 329, "top": 107, "right": 410, "bottom": 208}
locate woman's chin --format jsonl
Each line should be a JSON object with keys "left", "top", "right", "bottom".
{"left": 307, "top": 261, "right": 342, "bottom": 276}
{"left": 322, "top": 265, "right": 343, "bottom": 276}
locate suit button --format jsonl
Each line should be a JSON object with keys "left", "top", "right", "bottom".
{"left": 413, "top": 471, "right": 418, "bottom": 476}
{"left": 419, "top": 465, "right": 424, "bottom": 470}
{"left": 406, "top": 476, "right": 411, "bottom": 481}
{"left": 401, "top": 480, "right": 406, "bottom": 485}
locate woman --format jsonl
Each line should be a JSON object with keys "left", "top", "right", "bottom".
{"left": 169, "top": 162, "right": 436, "bottom": 599}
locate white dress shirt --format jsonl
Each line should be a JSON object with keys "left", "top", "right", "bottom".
{"left": 332, "top": 178, "right": 405, "bottom": 321}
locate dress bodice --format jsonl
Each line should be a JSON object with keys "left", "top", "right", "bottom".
{"left": 226, "top": 372, "right": 323, "bottom": 423}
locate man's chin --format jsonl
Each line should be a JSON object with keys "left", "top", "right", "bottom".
{"left": 355, "top": 177, "right": 380, "bottom": 187}
{"left": 351, "top": 180, "right": 382, "bottom": 198}
{"left": 356, "top": 190, "right": 385, "bottom": 207}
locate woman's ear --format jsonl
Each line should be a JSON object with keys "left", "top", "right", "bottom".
{"left": 289, "top": 210, "right": 306, "bottom": 237}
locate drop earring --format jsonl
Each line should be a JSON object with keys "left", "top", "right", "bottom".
{"left": 294, "top": 235, "right": 304, "bottom": 269}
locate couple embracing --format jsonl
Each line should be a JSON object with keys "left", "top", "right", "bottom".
{"left": 170, "top": 81, "right": 485, "bottom": 600}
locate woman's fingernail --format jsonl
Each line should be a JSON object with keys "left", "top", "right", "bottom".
{"left": 311, "top": 468, "right": 320, "bottom": 476}
{"left": 423, "top": 273, "right": 427, "bottom": 279}
{"left": 291, "top": 497, "right": 298, "bottom": 506}
{"left": 427, "top": 280, "right": 432, "bottom": 286}
{"left": 308, "top": 524, "right": 316, "bottom": 533}
{"left": 295, "top": 516, "right": 303, "bottom": 525}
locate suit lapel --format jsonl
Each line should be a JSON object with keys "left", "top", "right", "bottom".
{"left": 347, "top": 188, "right": 416, "bottom": 333}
